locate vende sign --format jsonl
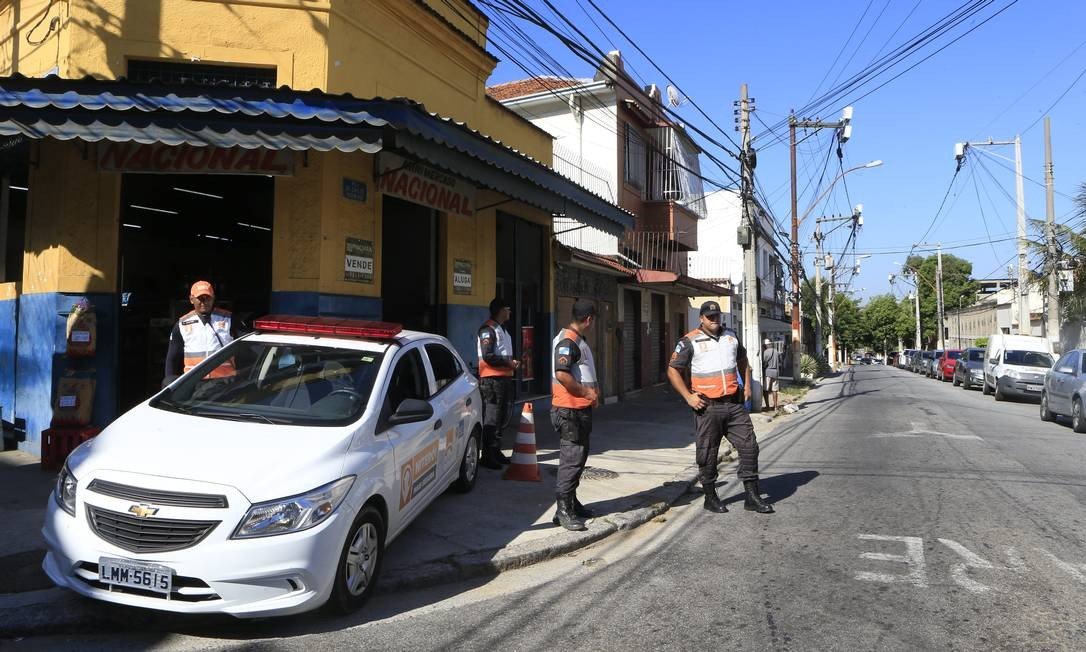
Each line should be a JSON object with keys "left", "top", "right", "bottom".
{"left": 377, "top": 153, "right": 474, "bottom": 217}
{"left": 98, "top": 143, "right": 294, "bottom": 176}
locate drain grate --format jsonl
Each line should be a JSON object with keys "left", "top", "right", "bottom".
{"left": 546, "top": 465, "right": 619, "bottom": 481}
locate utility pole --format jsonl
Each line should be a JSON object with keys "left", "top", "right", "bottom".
{"left": 936, "top": 244, "right": 945, "bottom": 350}
{"left": 813, "top": 224, "right": 824, "bottom": 357}
{"left": 827, "top": 256, "right": 837, "bottom": 368}
{"left": 738, "top": 84, "right": 762, "bottom": 389}
{"left": 1045, "top": 117, "right": 1060, "bottom": 349}
{"left": 955, "top": 137, "right": 1028, "bottom": 334}
{"left": 913, "top": 286, "right": 921, "bottom": 348}
{"left": 790, "top": 107, "right": 854, "bottom": 379}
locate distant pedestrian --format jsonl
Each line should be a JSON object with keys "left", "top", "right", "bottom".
{"left": 762, "top": 338, "right": 780, "bottom": 414}
{"left": 476, "top": 298, "right": 519, "bottom": 469}
{"left": 667, "top": 301, "right": 773, "bottom": 514}
{"left": 164, "top": 280, "right": 236, "bottom": 386}
{"left": 550, "top": 299, "right": 599, "bottom": 531}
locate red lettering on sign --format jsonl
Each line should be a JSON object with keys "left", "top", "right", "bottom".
{"left": 393, "top": 173, "right": 410, "bottom": 197}
{"left": 129, "top": 146, "right": 152, "bottom": 170}
{"left": 262, "top": 149, "right": 288, "bottom": 174}
{"left": 235, "top": 148, "right": 261, "bottom": 171}
{"left": 207, "top": 147, "right": 238, "bottom": 171}
{"left": 424, "top": 184, "right": 438, "bottom": 206}
{"left": 407, "top": 177, "right": 421, "bottom": 199}
{"left": 101, "top": 143, "right": 132, "bottom": 169}
{"left": 186, "top": 147, "right": 211, "bottom": 169}
{"left": 153, "top": 146, "right": 174, "bottom": 169}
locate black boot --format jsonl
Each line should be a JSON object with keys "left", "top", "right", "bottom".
{"left": 573, "top": 494, "right": 595, "bottom": 518}
{"left": 554, "top": 494, "right": 587, "bottom": 531}
{"left": 493, "top": 446, "right": 510, "bottom": 465}
{"left": 479, "top": 447, "right": 502, "bottom": 470}
{"left": 703, "top": 483, "right": 727, "bottom": 513}
{"left": 743, "top": 480, "right": 774, "bottom": 513}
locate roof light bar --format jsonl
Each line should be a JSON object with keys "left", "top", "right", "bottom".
{"left": 253, "top": 315, "right": 403, "bottom": 339}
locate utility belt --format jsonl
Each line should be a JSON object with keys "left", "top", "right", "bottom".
{"left": 703, "top": 392, "right": 743, "bottom": 405}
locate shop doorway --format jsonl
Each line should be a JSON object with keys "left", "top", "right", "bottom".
{"left": 381, "top": 196, "right": 439, "bottom": 333}
{"left": 118, "top": 174, "right": 273, "bottom": 411}
{"left": 496, "top": 214, "right": 545, "bottom": 396}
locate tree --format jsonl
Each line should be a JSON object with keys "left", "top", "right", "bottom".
{"left": 834, "top": 292, "right": 863, "bottom": 354}
{"left": 904, "top": 253, "right": 978, "bottom": 347}
{"left": 861, "top": 294, "right": 902, "bottom": 353}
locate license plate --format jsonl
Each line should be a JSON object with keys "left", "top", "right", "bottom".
{"left": 99, "top": 557, "right": 173, "bottom": 594}
{"left": 1026, "top": 384, "right": 1043, "bottom": 392}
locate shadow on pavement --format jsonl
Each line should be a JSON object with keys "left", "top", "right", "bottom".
{"left": 720, "top": 470, "right": 819, "bottom": 508}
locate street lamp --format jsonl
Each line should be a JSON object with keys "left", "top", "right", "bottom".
{"left": 791, "top": 159, "right": 884, "bottom": 379}
{"left": 893, "top": 261, "right": 923, "bottom": 348}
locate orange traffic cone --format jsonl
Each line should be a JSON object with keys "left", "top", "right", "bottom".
{"left": 503, "top": 402, "right": 542, "bottom": 482}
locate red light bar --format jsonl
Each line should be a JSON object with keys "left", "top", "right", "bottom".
{"left": 253, "top": 315, "right": 402, "bottom": 339}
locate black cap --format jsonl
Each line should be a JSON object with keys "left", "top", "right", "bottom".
{"left": 489, "top": 298, "right": 509, "bottom": 316}
{"left": 572, "top": 298, "right": 597, "bottom": 322}
{"left": 699, "top": 300, "right": 722, "bottom": 316}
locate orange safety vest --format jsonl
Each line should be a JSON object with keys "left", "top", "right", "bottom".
{"left": 477, "top": 319, "right": 515, "bottom": 378}
{"left": 551, "top": 328, "right": 597, "bottom": 409}
{"left": 684, "top": 327, "right": 741, "bottom": 399}
{"left": 179, "top": 308, "right": 236, "bottom": 379}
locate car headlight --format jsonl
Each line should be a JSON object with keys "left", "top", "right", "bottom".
{"left": 1003, "top": 368, "right": 1020, "bottom": 379}
{"left": 55, "top": 464, "right": 77, "bottom": 517}
{"left": 232, "top": 476, "right": 355, "bottom": 539}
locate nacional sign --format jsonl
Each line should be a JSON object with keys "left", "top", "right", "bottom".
{"left": 98, "top": 143, "right": 294, "bottom": 176}
{"left": 376, "top": 153, "right": 474, "bottom": 217}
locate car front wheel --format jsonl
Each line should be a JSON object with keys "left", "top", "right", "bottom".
{"left": 452, "top": 427, "right": 480, "bottom": 493}
{"left": 994, "top": 381, "right": 1005, "bottom": 402}
{"left": 327, "top": 505, "right": 385, "bottom": 614}
{"left": 1074, "top": 398, "right": 1086, "bottom": 433}
{"left": 983, "top": 378, "right": 992, "bottom": 395}
{"left": 1040, "top": 392, "right": 1055, "bottom": 422}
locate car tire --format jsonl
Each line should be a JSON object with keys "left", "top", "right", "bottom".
{"left": 983, "top": 379, "right": 992, "bottom": 395}
{"left": 994, "top": 381, "right": 1005, "bottom": 401}
{"left": 953, "top": 374, "right": 960, "bottom": 386}
{"left": 452, "top": 427, "right": 480, "bottom": 493}
{"left": 1074, "top": 398, "right": 1086, "bottom": 434}
{"left": 326, "top": 505, "right": 385, "bottom": 615}
{"left": 1040, "top": 392, "right": 1055, "bottom": 422}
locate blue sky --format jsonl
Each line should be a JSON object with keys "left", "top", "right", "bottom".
{"left": 483, "top": 0, "right": 1086, "bottom": 303}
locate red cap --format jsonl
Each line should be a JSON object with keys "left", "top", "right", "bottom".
{"left": 190, "top": 280, "right": 214, "bottom": 298}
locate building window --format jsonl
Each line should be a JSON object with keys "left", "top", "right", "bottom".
{"left": 127, "top": 60, "right": 276, "bottom": 89}
{"left": 624, "top": 123, "right": 646, "bottom": 192}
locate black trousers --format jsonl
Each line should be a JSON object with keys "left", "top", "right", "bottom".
{"left": 694, "top": 400, "right": 758, "bottom": 485}
{"left": 479, "top": 376, "right": 512, "bottom": 448}
{"left": 551, "top": 406, "right": 592, "bottom": 496}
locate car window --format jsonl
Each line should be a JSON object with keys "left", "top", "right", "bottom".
{"left": 151, "top": 341, "right": 384, "bottom": 426}
{"left": 1069, "top": 351, "right": 1082, "bottom": 373}
{"left": 967, "top": 349, "right": 985, "bottom": 362}
{"left": 386, "top": 348, "right": 430, "bottom": 414}
{"left": 946, "top": 351, "right": 961, "bottom": 359}
{"left": 1003, "top": 350, "right": 1053, "bottom": 368}
{"left": 425, "top": 343, "right": 463, "bottom": 392}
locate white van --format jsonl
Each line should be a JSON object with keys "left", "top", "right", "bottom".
{"left": 982, "top": 333, "right": 1055, "bottom": 401}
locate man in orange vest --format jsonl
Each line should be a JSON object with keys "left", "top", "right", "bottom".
{"left": 164, "top": 280, "right": 236, "bottom": 386}
{"left": 476, "top": 298, "right": 519, "bottom": 469}
{"left": 667, "top": 301, "right": 773, "bottom": 514}
{"left": 550, "top": 298, "right": 599, "bottom": 531}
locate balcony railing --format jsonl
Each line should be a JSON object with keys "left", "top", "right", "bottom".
{"left": 646, "top": 126, "right": 708, "bottom": 219}
{"left": 621, "top": 230, "right": 688, "bottom": 274}
{"left": 552, "top": 143, "right": 615, "bottom": 202}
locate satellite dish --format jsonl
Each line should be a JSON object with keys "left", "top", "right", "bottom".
{"left": 666, "top": 84, "right": 687, "bottom": 108}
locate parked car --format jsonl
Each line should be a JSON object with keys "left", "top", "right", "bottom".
{"left": 42, "top": 316, "right": 483, "bottom": 618}
{"left": 901, "top": 349, "right": 918, "bottom": 369}
{"left": 926, "top": 350, "right": 944, "bottom": 378}
{"left": 983, "top": 334, "right": 1055, "bottom": 401}
{"left": 953, "top": 348, "right": 986, "bottom": 389}
{"left": 1040, "top": 348, "right": 1086, "bottom": 431}
{"left": 912, "top": 350, "right": 932, "bottom": 374}
{"left": 935, "top": 349, "right": 961, "bottom": 381}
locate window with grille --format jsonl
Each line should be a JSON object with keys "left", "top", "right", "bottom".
{"left": 624, "top": 123, "right": 646, "bottom": 192}
{"left": 127, "top": 60, "right": 277, "bottom": 89}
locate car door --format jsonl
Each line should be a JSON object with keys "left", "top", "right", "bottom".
{"left": 1048, "top": 352, "right": 1071, "bottom": 414}
{"left": 381, "top": 346, "right": 441, "bottom": 533}
{"left": 423, "top": 341, "right": 470, "bottom": 487}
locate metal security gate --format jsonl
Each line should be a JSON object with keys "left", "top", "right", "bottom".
{"left": 622, "top": 289, "right": 640, "bottom": 392}
{"left": 649, "top": 294, "right": 665, "bottom": 383}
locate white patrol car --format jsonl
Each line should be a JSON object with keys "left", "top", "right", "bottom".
{"left": 42, "top": 316, "right": 483, "bottom": 617}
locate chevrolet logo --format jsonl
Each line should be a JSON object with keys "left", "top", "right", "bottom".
{"left": 128, "top": 503, "right": 159, "bottom": 518}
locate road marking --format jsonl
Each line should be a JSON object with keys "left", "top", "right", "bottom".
{"left": 868, "top": 421, "right": 983, "bottom": 441}
{"left": 854, "top": 534, "right": 928, "bottom": 587}
{"left": 938, "top": 538, "right": 997, "bottom": 593}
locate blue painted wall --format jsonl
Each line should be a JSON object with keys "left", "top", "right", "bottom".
{"left": 445, "top": 303, "right": 490, "bottom": 371}
{"left": 14, "top": 293, "right": 117, "bottom": 455}
{"left": 0, "top": 297, "right": 15, "bottom": 426}
{"left": 270, "top": 292, "right": 382, "bottom": 320}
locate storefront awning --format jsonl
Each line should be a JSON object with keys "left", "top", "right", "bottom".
{"left": 629, "top": 270, "right": 730, "bottom": 297}
{"left": 0, "top": 75, "right": 633, "bottom": 234}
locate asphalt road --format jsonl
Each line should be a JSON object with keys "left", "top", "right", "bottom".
{"left": 15, "top": 365, "right": 1086, "bottom": 650}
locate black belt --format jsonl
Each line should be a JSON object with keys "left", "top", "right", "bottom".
{"left": 704, "top": 393, "right": 742, "bottom": 404}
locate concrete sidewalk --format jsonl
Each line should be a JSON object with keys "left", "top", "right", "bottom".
{"left": 0, "top": 384, "right": 800, "bottom": 637}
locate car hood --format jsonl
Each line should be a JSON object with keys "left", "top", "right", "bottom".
{"left": 68, "top": 403, "right": 354, "bottom": 503}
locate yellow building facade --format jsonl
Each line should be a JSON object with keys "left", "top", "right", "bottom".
{"left": 0, "top": 0, "right": 630, "bottom": 453}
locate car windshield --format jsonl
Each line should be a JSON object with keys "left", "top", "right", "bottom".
{"left": 151, "top": 340, "right": 385, "bottom": 426}
{"left": 946, "top": 351, "right": 961, "bottom": 359}
{"left": 967, "top": 349, "right": 985, "bottom": 362}
{"left": 1003, "top": 350, "right": 1054, "bottom": 368}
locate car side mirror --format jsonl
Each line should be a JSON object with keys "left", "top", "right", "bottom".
{"left": 989, "top": 358, "right": 998, "bottom": 364}
{"left": 388, "top": 398, "right": 434, "bottom": 426}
